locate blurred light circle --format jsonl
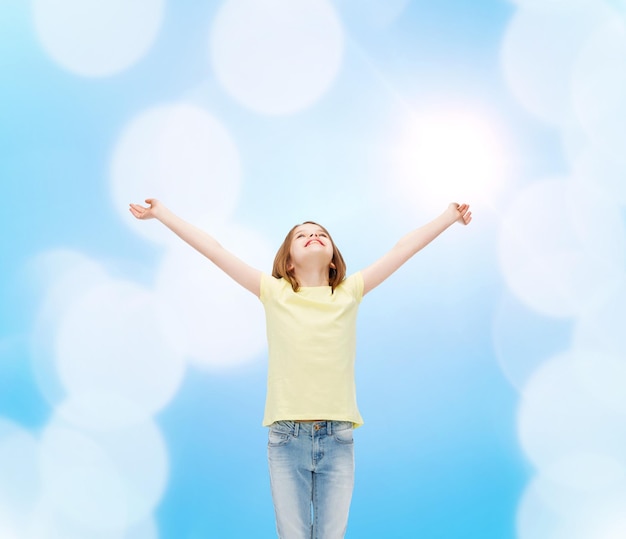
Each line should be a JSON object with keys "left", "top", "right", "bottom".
{"left": 124, "top": 517, "right": 159, "bottom": 539}
{"left": 155, "top": 224, "right": 271, "bottom": 368}
{"left": 559, "top": 115, "right": 589, "bottom": 165}
{"left": 517, "top": 476, "right": 574, "bottom": 539}
{"left": 0, "top": 420, "right": 40, "bottom": 524}
{"left": 39, "top": 424, "right": 128, "bottom": 530}
{"left": 572, "top": 145, "right": 626, "bottom": 206}
{"left": 210, "top": 0, "right": 344, "bottom": 114}
{"left": 32, "top": 0, "right": 164, "bottom": 77}
{"left": 111, "top": 104, "right": 241, "bottom": 245}
{"left": 26, "top": 504, "right": 125, "bottom": 539}
{"left": 510, "top": 0, "right": 606, "bottom": 8}
{"left": 498, "top": 178, "right": 625, "bottom": 317}
{"left": 86, "top": 419, "right": 168, "bottom": 526}
{"left": 0, "top": 527, "right": 18, "bottom": 539}
{"left": 572, "top": 18, "right": 626, "bottom": 161}
{"left": 39, "top": 417, "right": 167, "bottom": 530}
{"left": 55, "top": 280, "right": 186, "bottom": 417}
{"left": 391, "top": 106, "right": 511, "bottom": 213}
{"left": 518, "top": 353, "right": 626, "bottom": 470}
{"left": 28, "top": 250, "right": 112, "bottom": 406}
{"left": 543, "top": 451, "right": 626, "bottom": 492}
{"left": 593, "top": 513, "right": 626, "bottom": 539}
{"left": 492, "top": 292, "right": 565, "bottom": 392}
{"left": 517, "top": 473, "right": 626, "bottom": 539}
{"left": 572, "top": 279, "right": 626, "bottom": 361}
{"left": 337, "top": 0, "right": 410, "bottom": 29}
{"left": 56, "top": 392, "right": 156, "bottom": 432}
{"left": 572, "top": 278, "right": 626, "bottom": 416}
{"left": 500, "top": 4, "right": 611, "bottom": 125}
{"left": 572, "top": 350, "right": 626, "bottom": 416}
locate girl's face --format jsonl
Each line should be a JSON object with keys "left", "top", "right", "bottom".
{"left": 289, "top": 223, "right": 334, "bottom": 268}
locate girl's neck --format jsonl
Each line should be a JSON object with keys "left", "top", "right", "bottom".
{"left": 293, "top": 266, "right": 330, "bottom": 288}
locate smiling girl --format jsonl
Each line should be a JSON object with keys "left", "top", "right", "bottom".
{"left": 129, "top": 199, "right": 471, "bottom": 539}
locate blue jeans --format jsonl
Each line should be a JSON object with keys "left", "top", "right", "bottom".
{"left": 267, "top": 420, "right": 355, "bottom": 539}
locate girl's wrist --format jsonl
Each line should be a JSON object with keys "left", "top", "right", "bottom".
{"left": 443, "top": 207, "right": 458, "bottom": 225}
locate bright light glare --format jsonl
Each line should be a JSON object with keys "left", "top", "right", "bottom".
{"left": 393, "top": 107, "right": 511, "bottom": 212}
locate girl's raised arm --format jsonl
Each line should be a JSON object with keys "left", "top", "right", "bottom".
{"left": 360, "top": 203, "right": 471, "bottom": 296}
{"left": 129, "top": 198, "right": 262, "bottom": 297}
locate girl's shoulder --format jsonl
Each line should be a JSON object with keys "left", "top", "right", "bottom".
{"left": 339, "top": 272, "right": 364, "bottom": 299}
{"left": 260, "top": 273, "right": 289, "bottom": 300}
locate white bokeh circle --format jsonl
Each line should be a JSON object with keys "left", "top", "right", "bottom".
{"left": 337, "top": 0, "right": 410, "bottom": 29}
{"left": 38, "top": 416, "right": 167, "bottom": 531}
{"left": 0, "top": 421, "right": 40, "bottom": 529}
{"left": 32, "top": 0, "right": 164, "bottom": 77}
{"left": 571, "top": 144, "right": 626, "bottom": 206}
{"left": 500, "top": 3, "right": 612, "bottom": 126}
{"left": 498, "top": 178, "right": 626, "bottom": 318}
{"left": 123, "top": 517, "right": 159, "bottom": 539}
{"left": 0, "top": 523, "right": 18, "bottom": 539}
{"left": 492, "top": 292, "right": 562, "bottom": 392}
{"left": 518, "top": 353, "right": 626, "bottom": 471}
{"left": 572, "top": 18, "right": 626, "bottom": 160}
{"left": 517, "top": 474, "right": 626, "bottom": 539}
{"left": 571, "top": 278, "right": 626, "bottom": 416}
{"left": 572, "top": 350, "right": 626, "bottom": 416}
{"left": 572, "top": 278, "right": 626, "bottom": 361}
{"left": 39, "top": 424, "right": 129, "bottom": 531}
{"left": 28, "top": 250, "right": 112, "bottom": 406}
{"left": 210, "top": 0, "right": 344, "bottom": 114}
{"left": 155, "top": 223, "right": 271, "bottom": 368}
{"left": 55, "top": 279, "right": 186, "bottom": 418}
{"left": 516, "top": 477, "right": 561, "bottom": 539}
{"left": 26, "top": 502, "right": 127, "bottom": 539}
{"left": 593, "top": 513, "right": 626, "bottom": 539}
{"left": 111, "top": 104, "right": 242, "bottom": 245}
{"left": 509, "top": 0, "right": 602, "bottom": 8}
{"left": 56, "top": 392, "right": 157, "bottom": 432}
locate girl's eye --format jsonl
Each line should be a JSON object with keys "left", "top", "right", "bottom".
{"left": 320, "top": 233, "right": 328, "bottom": 238}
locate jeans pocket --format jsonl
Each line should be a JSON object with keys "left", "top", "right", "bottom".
{"left": 333, "top": 425, "right": 354, "bottom": 445}
{"left": 268, "top": 424, "right": 292, "bottom": 447}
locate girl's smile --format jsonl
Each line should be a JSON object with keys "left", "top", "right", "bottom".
{"left": 305, "top": 238, "right": 325, "bottom": 247}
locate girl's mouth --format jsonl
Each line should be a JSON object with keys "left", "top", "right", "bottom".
{"left": 305, "top": 239, "right": 324, "bottom": 247}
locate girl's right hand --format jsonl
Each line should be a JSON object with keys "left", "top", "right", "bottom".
{"left": 129, "top": 198, "right": 162, "bottom": 220}
{"left": 447, "top": 202, "right": 472, "bottom": 226}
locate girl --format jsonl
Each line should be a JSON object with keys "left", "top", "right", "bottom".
{"left": 129, "top": 199, "right": 472, "bottom": 539}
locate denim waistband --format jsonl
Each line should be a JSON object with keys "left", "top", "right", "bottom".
{"left": 270, "top": 420, "right": 352, "bottom": 435}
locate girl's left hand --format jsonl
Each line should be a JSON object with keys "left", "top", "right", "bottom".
{"left": 448, "top": 202, "right": 472, "bottom": 225}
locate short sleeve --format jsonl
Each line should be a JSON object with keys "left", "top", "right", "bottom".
{"left": 341, "top": 272, "right": 364, "bottom": 302}
{"left": 260, "top": 273, "right": 285, "bottom": 304}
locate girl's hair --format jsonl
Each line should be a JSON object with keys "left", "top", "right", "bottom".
{"left": 272, "top": 221, "right": 347, "bottom": 292}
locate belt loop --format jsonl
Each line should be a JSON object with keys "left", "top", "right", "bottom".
{"left": 294, "top": 422, "right": 299, "bottom": 437}
{"left": 327, "top": 421, "right": 332, "bottom": 435}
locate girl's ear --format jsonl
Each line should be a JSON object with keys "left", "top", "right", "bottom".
{"left": 330, "top": 262, "right": 336, "bottom": 269}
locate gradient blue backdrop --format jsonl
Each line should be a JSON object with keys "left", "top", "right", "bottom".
{"left": 3, "top": 1, "right": 625, "bottom": 538}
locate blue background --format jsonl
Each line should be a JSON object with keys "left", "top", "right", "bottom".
{"left": 2, "top": 1, "right": 625, "bottom": 538}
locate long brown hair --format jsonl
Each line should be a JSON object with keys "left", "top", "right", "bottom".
{"left": 272, "top": 221, "right": 347, "bottom": 292}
